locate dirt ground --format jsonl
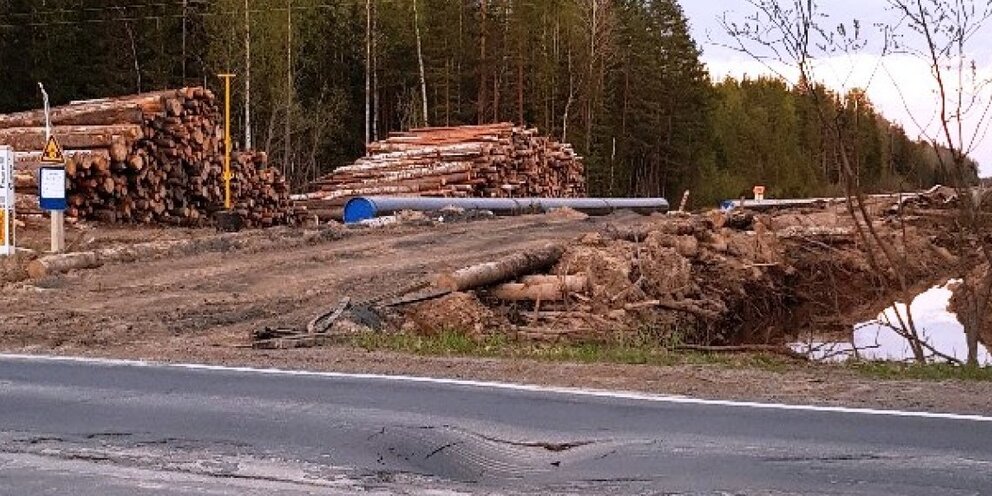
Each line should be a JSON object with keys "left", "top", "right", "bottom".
{"left": 12, "top": 214, "right": 217, "bottom": 253}
{"left": 0, "top": 214, "right": 638, "bottom": 349}
{"left": 3, "top": 211, "right": 992, "bottom": 415}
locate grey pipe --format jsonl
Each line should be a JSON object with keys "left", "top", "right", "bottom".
{"left": 343, "top": 196, "right": 669, "bottom": 223}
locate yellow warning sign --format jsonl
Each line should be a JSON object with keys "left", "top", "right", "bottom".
{"left": 0, "top": 211, "right": 6, "bottom": 249}
{"left": 41, "top": 135, "right": 65, "bottom": 164}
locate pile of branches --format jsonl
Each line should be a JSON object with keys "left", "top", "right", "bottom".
{"left": 7, "top": 88, "right": 300, "bottom": 227}
{"left": 387, "top": 210, "right": 956, "bottom": 348}
{"left": 298, "top": 123, "right": 586, "bottom": 219}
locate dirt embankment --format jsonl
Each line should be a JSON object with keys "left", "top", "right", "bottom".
{"left": 394, "top": 207, "right": 956, "bottom": 347}
{"left": 950, "top": 262, "right": 992, "bottom": 347}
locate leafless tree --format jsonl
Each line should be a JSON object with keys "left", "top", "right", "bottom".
{"left": 727, "top": 0, "right": 992, "bottom": 366}
{"left": 365, "top": 0, "right": 372, "bottom": 146}
{"left": 372, "top": 0, "right": 380, "bottom": 141}
{"left": 720, "top": 0, "right": 933, "bottom": 363}
{"left": 244, "top": 0, "right": 252, "bottom": 150}
{"left": 117, "top": 7, "right": 142, "bottom": 93}
{"left": 284, "top": 0, "right": 294, "bottom": 184}
{"left": 478, "top": 0, "right": 488, "bottom": 124}
{"left": 884, "top": 0, "right": 992, "bottom": 366}
{"left": 413, "top": 0, "right": 429, "bottom": 127}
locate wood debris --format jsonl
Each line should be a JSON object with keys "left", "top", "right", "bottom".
{"left": 253, "top": 298, "right": 352, "bottom": 349}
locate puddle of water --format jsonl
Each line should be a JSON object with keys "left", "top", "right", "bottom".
{"left": 792, "top": 280, "right": 992, "bottom": 365}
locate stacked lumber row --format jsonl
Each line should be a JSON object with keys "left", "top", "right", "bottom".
{"left": 5, "top": 88, "right": 299, "bottom": 227}
{"left": 227, "top": 151, "right": 307, "bottom": 227}
{"left": 299, "top": 123, "right": 585, "bottom": 216}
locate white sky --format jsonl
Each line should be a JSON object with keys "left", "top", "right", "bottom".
{"left": 682, "top": 1, "right": 992, "bottom": 176}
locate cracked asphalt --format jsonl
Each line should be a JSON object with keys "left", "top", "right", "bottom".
{"left": 1, "top": 356, "right": 991, "bottom": 495}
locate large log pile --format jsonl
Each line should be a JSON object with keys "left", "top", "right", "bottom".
{"left": 298, "top": 123, "right": 585, "bottom": 218}
{"left": 5, "top": 88, "right": 299, "bottom": 227}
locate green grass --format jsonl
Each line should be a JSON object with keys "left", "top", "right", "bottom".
{"left": 350, "top": 330, "right": 793, "bottom": 371}
{"left": 351, "top": 330, "right": 992, "bottom": 381}
{"left": 850, "top": 361, "right": 992, "bottom": 381}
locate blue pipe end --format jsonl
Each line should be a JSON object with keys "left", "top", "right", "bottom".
{"left": 343, "top": 197, "right": 377, "bottom": 224}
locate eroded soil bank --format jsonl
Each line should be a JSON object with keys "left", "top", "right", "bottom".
{"left": 392, "top": 204, "right": 968, "bottom": 349}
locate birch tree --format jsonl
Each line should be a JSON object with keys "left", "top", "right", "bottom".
{"left": 413, "top": 0, "right": 429, "bottom": 126}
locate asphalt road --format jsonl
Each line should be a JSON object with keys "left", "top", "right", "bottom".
{"left": 1, "top": 355, "right": 991, "bottom": 495}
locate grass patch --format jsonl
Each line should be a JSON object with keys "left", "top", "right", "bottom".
{"left": 351, "top": 330, "right": 794, "bottom": 371}
{"left": 851, "top": 362, "right": 992, "bottom": 381}
{"left": 353, "top": 331, "right": 506, "bottom": 357}
{"left": 351, "top": 331, "right": 992, "bottom": 381}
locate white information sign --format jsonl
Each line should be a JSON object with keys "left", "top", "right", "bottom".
{"left": 39, "top": 168, "right": 66, "bottom": 201}
{"left": 0, "top": 146, "right": 14, "bottom": 256}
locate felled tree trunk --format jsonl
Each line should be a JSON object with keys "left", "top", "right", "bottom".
{"left": 489, "top": 275, "right": 588, "bottom": 301}
{"left": 436, "top": 244, "right": 565, "bottom": 291}
{"left": 0, "top": 91, "right": 172, "bottom": 129}
{"left": 27, "top": 240, "right": 188, "bottom": 279}
{"left": 0, "top": 125, "right": 142, "bottom": 150}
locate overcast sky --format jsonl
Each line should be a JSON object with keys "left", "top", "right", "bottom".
{"left": 681, "top": 1, "right": 992, "bottom": 176}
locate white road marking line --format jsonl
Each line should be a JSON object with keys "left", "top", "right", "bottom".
{"left": 2, "top": 352, "right": 991, "bottom": 423}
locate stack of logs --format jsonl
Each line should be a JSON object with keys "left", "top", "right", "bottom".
{"left": 298, "top": 123, "right": 585, "bottom": 219}
{"left": 6, "top": 88, "right": 300, "bottom": 227}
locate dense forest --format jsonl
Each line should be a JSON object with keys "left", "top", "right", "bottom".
{"left": 0, "top": 0, "right": 977, "bottom": 205}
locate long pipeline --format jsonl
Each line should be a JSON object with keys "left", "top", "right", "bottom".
{"left": 343, "top": 196, "right": 670, "bottom": 223}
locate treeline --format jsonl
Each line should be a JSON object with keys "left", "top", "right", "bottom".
{"left": 0, "top": 0, "right": 976, "bottom": 205}
{"left": 700, "top": 78, "right": 976, "bottom": 203}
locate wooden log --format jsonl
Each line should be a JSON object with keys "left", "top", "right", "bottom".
{"left": 776, "top": 226, "right": 854, "bottom": 243}
{"left": 27, "top": 252, "right": 104, "bottom": 278}
{"left": 14, "top": 150, "right": 112, "bottom": 172}
{"left": 436, "top": 244, "right": 565, "bottom": 291}
{"left": 490, "top": 275, "right": 589, "bottom": 301}
{"left": 26, "top": 230, "right": 266, "bottom": 278}
{"left": 13, "top": 172, "right": 36, "bottom": 193}
{"left": 0, "top": 90, "right": 177, "bottom": 129}
{"left": 0, "top": 125, "right": 142, "bottom": 151}
{"left": 674, "top": 345, "right": 808, "bottom": 360}
{"left": 624, "top": 299, "right": 726, "bottom": 320}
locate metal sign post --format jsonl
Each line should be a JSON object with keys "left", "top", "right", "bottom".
{"left": 213, "top": 74, "right": 244, "bottom": 233}
{"left": 0, "top": 146, "right": 14, "bottom": 256}
{"left": 38, "top": 83, "right": 66, "bottom": 253}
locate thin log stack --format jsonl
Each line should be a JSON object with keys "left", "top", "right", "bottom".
{"left": 4, "top": 88, "right": 299, "bottom": 227}
{"left": 299, "top": 123, "right": 585, "bottom": 218}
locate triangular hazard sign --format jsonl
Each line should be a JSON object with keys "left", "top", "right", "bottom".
{"left": 41, "top": 135, "right": 65, "bottom": 164}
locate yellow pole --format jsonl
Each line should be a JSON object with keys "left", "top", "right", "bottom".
{"left": 218, "top": 74, "right": 235, "bottom": 210}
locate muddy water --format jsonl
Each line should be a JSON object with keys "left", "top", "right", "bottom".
{"left": 792, "top": 281, "right": 992, "bottom": 365}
